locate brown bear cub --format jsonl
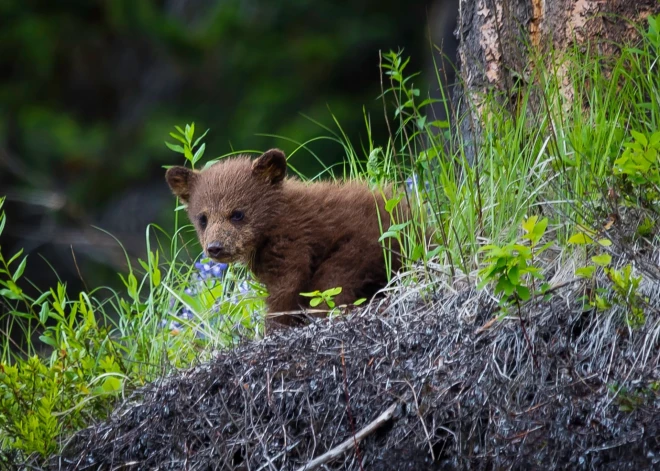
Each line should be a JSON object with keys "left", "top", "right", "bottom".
{"left": 166, "top": 149, "right": 404, "bottom": 330}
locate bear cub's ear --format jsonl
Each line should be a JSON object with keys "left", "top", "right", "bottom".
{"left": 252, "top": 149, "right": 287, "bottom": 184}
{"left": 165, "top": 166, "right": 198, "bottom": 203}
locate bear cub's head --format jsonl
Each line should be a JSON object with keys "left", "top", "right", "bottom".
{"left": 166, "top": 149, "right": 287, "bottom": 264}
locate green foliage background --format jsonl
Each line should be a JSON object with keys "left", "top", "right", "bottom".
{"left": 0, "top": 0, "right": 434, "bottom": 293}
{"left": 1, "top": 0, "right": 429, "bottom": 196}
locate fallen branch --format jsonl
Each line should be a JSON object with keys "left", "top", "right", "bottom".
{"left": 295, "top": 403, "right": 398, "bottom": 471}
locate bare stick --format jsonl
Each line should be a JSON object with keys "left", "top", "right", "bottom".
{"left": 295, "top": 403, "right": 397, "bottom": 471}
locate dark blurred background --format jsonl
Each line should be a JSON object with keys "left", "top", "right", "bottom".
{"left": 0, "top": 0, "right": 459, "bottom": 296}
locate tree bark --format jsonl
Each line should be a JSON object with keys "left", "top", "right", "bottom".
{"left": 452, "top": 0, "right": 660, "bottom": 156}
{"left": 457, "top": 0, "right": 660, "bottom": 99}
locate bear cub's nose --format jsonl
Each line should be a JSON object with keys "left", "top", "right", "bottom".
{"left": 206, "top": 241, "right": 226, "bottom": 259}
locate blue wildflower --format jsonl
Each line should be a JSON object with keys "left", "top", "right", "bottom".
{"left": 164, "top": 255, "right": 233, "bottom": 337}
{"left": 406, "top": 174, "right": 431, "bottom": 194}
{"left": 194, "top": 258, "right": 228, "bottom": 280}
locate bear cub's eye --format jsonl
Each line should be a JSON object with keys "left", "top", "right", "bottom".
{"left": 230, "top": 210, "right": 244, "bottom": 222}
{"left": 198, "top": 214, "right": 208, "bottom": 230}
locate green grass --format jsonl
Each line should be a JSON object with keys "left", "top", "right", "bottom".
{"left": 1, "top": 13, "right": 659, "bottom": 462}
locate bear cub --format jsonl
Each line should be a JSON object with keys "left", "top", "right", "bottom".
{"left": 166, "top": 149, "right": 403, "bottom": 330}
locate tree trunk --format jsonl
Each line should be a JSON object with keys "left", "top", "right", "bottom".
{"left": 457, "top": 0, "right": 660, "bottom": 96}
{"left": 452, "top": 0, "right": 660, "bottom": 157}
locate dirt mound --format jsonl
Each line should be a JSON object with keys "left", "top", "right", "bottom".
{"left": 37, "top": 272, "right": 660, "bottom": 470}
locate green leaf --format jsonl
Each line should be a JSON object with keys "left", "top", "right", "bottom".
{"left": 425, "top": 245, "right": 443, "bottom": 260}
{"left": 516, "top": 285, "right": 531, "bottom": 301}
{"left": 101, "top": 376, "right": 122, "bottom": 393}
{"left": 152, "top": 267, "right": 161, "bottom": 287}
{"left": 512, "top": 244, "right": 532, "bottom": 257}
{"left": 495, "top": 277, "right": 515, "bottom": 296}
{"left": 476, "top": 278, "right": 490, "bottom": 291}
{"left": 597, "top": 238, "right": 612, "bottom": 247}
{"left": 575, "top": 266, "right": 595, "bottom": 278}
{"left": 39, "top": 303, "right": 50, "bottom": 324}
{"left": 169, "top": 132, "right": 187, "bottom": 145}
{"left": 508, "top": 265, "right": 520, "bottom": 285}
{"left": 521, "top": 215, "right": 538, "bottom": 234}
{"left": 193, "top": 129, "right": 210, "bottom": 148}
{"left": 353, "top": 298, "right": 367, "bottom": 306}
{"left": 7, "top": 248, "right": 24, "bottom": 266}
{"left": 12, "top": 256, "right": 28, "bottom": 281}
{"left": 7, "top": 310, "right": 32, "bottom": 319}
{"left": 165, "top": 142, "right": 185, "bottom": 154}
{"left": 411, "top": 244, "right": 424, "bottom": 262}
{"left": 126, "top": 273, "right": 138, "bottom": 300}
{"left": 192, "top": 143, "right": 206, "bottom": 165}
{"left": 594, "top": 295, "right": 611, "bottom": 310}
{"left": 384, "top": 196, "right": 402, "bottom": 213}
{"left": 568, "top": 232, "right": 594, "bottom": 245}
{"left": 0, "top": 288, "right": 21, "bottom": 300}
{"left": 649, "top": 131, "right": 660, "bottom": 147}
{"left": 533, "top": 217, "right": 549, "bottom": 239}
{"left": 309, "top": 298, "right": 322, "bottom": 307}
{"left": 388, "top": 221, "right": 411, "bottom": 233}
{"left": 631, "top": 130, "right": 648, "bottom": 147}
{"left": 378, "top": 231, "right": 399, "bottom": 242}
{"left": 39, "top": 334, "right": 58, "bottom": 348}
{"left": 325, "top": 287, "right": 342, "bottom": 297}
{"left": 32, "top": 290, "right": 51, "bottom": 306}
{"left": 203, "top": 159, "right": 219, "bottom": 170}
{"left": 300, "top": 291, "right": 321, "bottom": 298}
{"left": 430, "top": 120, "right": 449, "bottom": 129}
{"left": 591, "top": 253, "right": 612, "bottom": 267}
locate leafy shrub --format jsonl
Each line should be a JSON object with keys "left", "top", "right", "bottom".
{"left": 478, "top": 216, "right": 551, "bottom": 305}
{"left": 613, "top": 130, "right": 660, "bottom": 208}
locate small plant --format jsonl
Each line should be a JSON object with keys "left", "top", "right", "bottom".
{"left": 477, "top": 216, "right": 552, "bottom": 367}
{"left": 570, "top": 226, "right": 613, "bottom": 282}
{"left": 606, "top": 264, "right": 646, "bottom": 328}
{"left": 299, "top": 287, "right": 367, "bottom": 314}
{"left": 300, "top": 287, "right": 343, "bottom": 310}
{"left": 609, "top": 381, "right": 660, "bottom": 412}
{"left": 165, "top": 123, "right": 209, "bottom": 169}
{"left": 478, "top": 216, "right": 551, "bottom": 304}
{"left": 0, "top": 357, "right": 62, "bottom": 456}
{"left": 569, "top": 226, "right": 647, "bottom": 327}
{"left": 613, "top": 130, "right": 660, "bottom": 206}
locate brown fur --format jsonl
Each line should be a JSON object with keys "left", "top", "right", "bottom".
{"left": 166, "top": 149, "right": 404, "bottom": 330}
